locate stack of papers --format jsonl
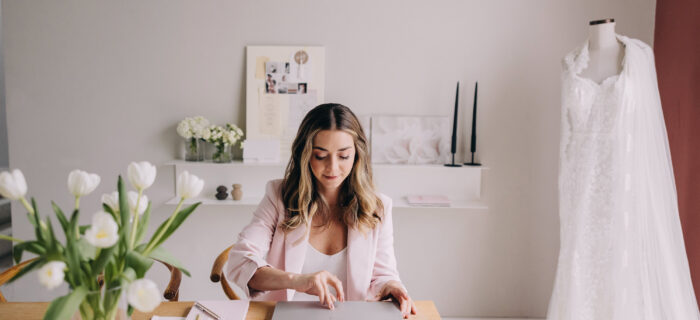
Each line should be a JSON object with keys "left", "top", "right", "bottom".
{"left": 242, "top": 138, "right": 280, "bottom": 163}
{"left": 405, "top": 195, "right": 451, "bottom": 207}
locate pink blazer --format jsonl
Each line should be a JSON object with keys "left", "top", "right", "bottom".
{"left": 224, "top": 179, "right": 404, "bottom": 301}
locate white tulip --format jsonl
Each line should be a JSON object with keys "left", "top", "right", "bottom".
{"left": 38, "top": 261, "right": 66, "bottom": 290}
{"left": 84, "top": 211, "right": 119, "bottom": 248}
{"left": 127, "top": 278, "right": 161, "bottom": 312}
{"left": 127, "top": 191, "right": 148, "bottom": 215}
{"left": 176, "top": 171, "right": 204, "bottom": 199}
{"left": 101, "top": 191, "right": 120, "bottom": 212}
{"left": 0, "top": 169, "right": 28, "bottom": 200}
{"left": 127, "top": 161, "right": 156, "bottom": 191}
{"left": 67, "top": 170, "right": 101, "bottom": 197}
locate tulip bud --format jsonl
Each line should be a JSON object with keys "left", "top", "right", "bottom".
{"left": 67, "top": 170, "right": 101, "bottom": 197}
{"left": 84, "top": 211, "right": 119, "bottom": 248}
{"left": 127, "top": 278, "right": 161, "bottom": 312}
{"left": 176, "top": 171, "right": 204, "bottom": 199}
{"left": 0, "top": 169, "right": 28, "bottom": 200}
{"left": 38, "top": 261, "right": 66, "bottom": 290}
{"left": 127, "top": 161, "right": 156, "bottom": 191}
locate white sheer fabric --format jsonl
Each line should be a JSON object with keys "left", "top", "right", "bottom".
{"left": 548, "top": 34, "right": 700, "bottom": 319}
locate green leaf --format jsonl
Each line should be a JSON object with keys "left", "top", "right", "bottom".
{"left": 45, "top": 217, "right": 61, "bottom": 255}
{"left": 125, "top": 250, "right": 153, "bottom": 278}
{"left": 91, "top": 245, "right": 115, "bottom": 278}
{"left": 75, "top": 238, "right": 97, "bottom": 261}
{"left": 51, "top": 201, "right": 70, "bottom": 234}
{"left": 42, "top": 286, "right": 88, "bottom": 320}
{"left": 12, "top": 241, "right": 45, "bottom": 264}
{"left": 134, "top": 202, "right": 152, "bottom": 246}
{"left": 78, "top": 225, "right": 89, "bottom": 234}
{"left": 7, "top": 258, "right": 43, "bottom": 284}
{"left": 69, "top": 209, "right": 80, "bottom": 239}
{"left": 31, "top": 198, "right": 47, "bottom": 244}
{"left": 117, "top": 176, "right": 130, "bottom": 242}
{"left": 148, "top": 202, "right": 200, "bottom": 250}
{"left": 103, "top": 204, "right": 120, "bottom": 226}
{"left": 147, "top": 246, "right": 191, "bottom": 277}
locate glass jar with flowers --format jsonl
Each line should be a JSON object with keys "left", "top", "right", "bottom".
{"left": 205, "top": 124, "right": 244, "bottom": 163}
{"left": 177, "top": 116, "right": 210, "bottom": 161}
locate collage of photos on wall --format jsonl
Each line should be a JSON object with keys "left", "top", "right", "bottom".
{"left": 265, "top": 61, "right": 308, "bottom": 95}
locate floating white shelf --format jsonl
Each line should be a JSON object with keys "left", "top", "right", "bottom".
{"left": 164, "top": 160, "right": 487, "bottom": 211}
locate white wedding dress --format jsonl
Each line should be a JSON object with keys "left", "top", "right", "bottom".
{"left": 548, "top": 34, "right": 700, "bottom": 319}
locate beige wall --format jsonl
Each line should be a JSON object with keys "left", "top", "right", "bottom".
{"left": 2, "top": 0, "right": 656, "bottom": 317}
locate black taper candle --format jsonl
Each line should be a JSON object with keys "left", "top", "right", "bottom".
{"left": 445, "top": 81, "right": 462, "bottom": 167}
{"left": 465, "top": 81, "right": 481, "bottom": 166}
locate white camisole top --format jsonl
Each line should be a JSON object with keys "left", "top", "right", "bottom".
{"left": 292, "top": 243, "right": 348, "bottom": 301}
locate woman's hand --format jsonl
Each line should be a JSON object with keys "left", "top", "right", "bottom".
{"left": 379, "top": 280, "right": 418, "bottom": 319}
{"left": 291, "top": 270, "right": 345, "bottom": 309}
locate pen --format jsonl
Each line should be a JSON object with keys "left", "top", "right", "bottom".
{"left": 194, "top": 302, "right": 221, "bottom": 320}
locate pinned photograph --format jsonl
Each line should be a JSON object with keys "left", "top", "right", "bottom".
{"left": 298, "top": 83, "right": 308, "bottom": 94}
{"left": 284, "top": 62, "right": 290, "bottom": 74}
{"left": 265, "top": 61, "right": 281, "bottom": 74}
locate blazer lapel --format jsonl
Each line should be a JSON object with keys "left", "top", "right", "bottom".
{"left": 284, "top": 223, "right": 309, "bottom": 300}
{"left": 346, "top": 227, "right": 373, "bottom": 300}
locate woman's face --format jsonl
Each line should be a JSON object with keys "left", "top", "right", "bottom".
{"left": 309, "top": 129, "right": 356, "bottom": 193}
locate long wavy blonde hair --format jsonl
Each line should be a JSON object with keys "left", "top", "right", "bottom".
{"left": 280, "top": 103, "right": 383, "bottom": 234}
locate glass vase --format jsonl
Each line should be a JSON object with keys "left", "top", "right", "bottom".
{"left": 185, "top": 138, "right": 203, "bottom": 162}
{"left": 72, "top": 286, "right": 129, "bottom": 320}
{"left": 212, "top": 144, "right": 232, "bottom": 163}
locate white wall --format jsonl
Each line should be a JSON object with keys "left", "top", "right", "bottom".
{"left": 2, "top": 0, "right": 656, "bottom": 317}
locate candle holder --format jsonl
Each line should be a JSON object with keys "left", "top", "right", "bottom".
{"left": 464, "top": 81, "right": 481, "bottom": 166}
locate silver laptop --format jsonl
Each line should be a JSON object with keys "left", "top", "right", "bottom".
{"left": 271, "top": 301, "right": 403, "bottom": 320}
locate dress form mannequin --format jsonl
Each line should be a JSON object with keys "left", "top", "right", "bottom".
{"left": 579, "top": 19, "right": 624, "bottom": 84}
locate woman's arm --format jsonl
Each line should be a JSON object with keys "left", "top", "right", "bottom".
{"left": 368, "top": 195, "right": 417, "bottom": 318}
{"left": 224, "top": 180, "right": 281, "bottom": 298}
{"left": 249, "top": 266, "right": 345, "bottom": 309}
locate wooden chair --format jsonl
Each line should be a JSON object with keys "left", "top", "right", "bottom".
{"left": 210, "top": 245, "right": 240, "bottom": 300}
{"left": 0, "top": 258, "right": 182, "bottom": 302}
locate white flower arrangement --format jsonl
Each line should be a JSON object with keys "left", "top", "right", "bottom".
{"left": 205, "top": 123, "right": 244, "bottom": 162}
{"left": 176, "top": 116, "right": 210, "bottom": 140}
{"left": 0, "top": 163, "right": 205, "bottom": 320}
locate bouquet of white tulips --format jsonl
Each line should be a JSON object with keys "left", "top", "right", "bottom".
{"left": 0, "top": 162, "right": 205, "bottom": 320}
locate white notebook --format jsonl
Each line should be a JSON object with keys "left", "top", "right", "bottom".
{"left": 184, "top": 300, "right": 249, "bottom": 320}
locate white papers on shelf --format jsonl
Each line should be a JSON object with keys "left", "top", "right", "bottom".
{"left": 242, "top": 138, "right": 280, "bottom": 163}
{"left": 405, "top": 195, "right": 451, "bottom": 207}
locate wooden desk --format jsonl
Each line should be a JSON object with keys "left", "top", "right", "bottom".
{"left": 0, "top": 300, "right": 441, "bottom": 319}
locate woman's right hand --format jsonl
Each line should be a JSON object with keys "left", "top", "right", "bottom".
{"left": 291, "top": 270, "right": 345, "bottom": 309}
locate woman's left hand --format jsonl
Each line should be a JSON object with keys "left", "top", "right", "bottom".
{"left": 378, "top": 280, "right": 418, "bottom": 319}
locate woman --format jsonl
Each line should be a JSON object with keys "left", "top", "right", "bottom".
{"left": 225, "top": 103, "right": 417, "bottom": 318}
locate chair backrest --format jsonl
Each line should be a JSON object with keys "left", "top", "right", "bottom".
{"left": 210, "top": 245, "right": 240, "bottom": 300}
{"left": 0, "top": 258, "right": 182, "bottom": 302}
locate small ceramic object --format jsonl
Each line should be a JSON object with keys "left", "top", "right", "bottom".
{"left": 215, "top": 185, "right": 228, "bottom": 200}
{"left": 231, "top": 184, "right": 243, "bottom": 201}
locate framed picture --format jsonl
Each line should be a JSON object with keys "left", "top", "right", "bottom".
{"left": 370, "top": 115, "right": 451, "bottom": 164}
{"left": 245, "top": 46, "right": 325, "bottom": 162}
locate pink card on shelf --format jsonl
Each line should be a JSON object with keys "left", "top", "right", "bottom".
{"left": 184, "top": 300, "right": 249, "bottom": 320}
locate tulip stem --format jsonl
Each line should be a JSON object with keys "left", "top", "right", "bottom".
{"left": 128, "top": 189, "right": 143, "bottom": 250}
{"left": 143, "top": 197, "right": 183, "bottom": 255}
{"left": 74, "top": 196, "right": 80, "bottom": 211}
{"left": 0, "top": 234, "right": 23, "bottom": 243}
{"left": 19, "top": 197, "right": 34, "bottom": 216}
